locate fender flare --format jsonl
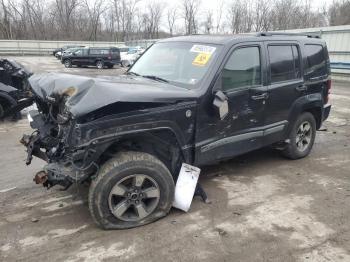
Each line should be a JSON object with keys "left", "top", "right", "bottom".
{"left": 0, "top": 91, "right": 18, "bottom": 107}
{"left": 287, "top": 93, "right": 323, "bottom": 134}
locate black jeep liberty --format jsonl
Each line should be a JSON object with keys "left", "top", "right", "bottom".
{"left": 20, "top": 33, "right": 331, "bottom": 229}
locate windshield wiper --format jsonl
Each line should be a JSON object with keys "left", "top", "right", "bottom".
{"left": 126, "top": 71, "right": 140, "bottom": 76}
{"left": 142, "top": 75, "right": 169, "bottom": 83}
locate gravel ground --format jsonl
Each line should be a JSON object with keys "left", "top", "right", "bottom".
{"left": 0, "top": 56, "right": 350, "bottom": 262}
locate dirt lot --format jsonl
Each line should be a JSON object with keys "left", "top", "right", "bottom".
{"left": 0, "top": 56, "right": 350, "bottom": 262}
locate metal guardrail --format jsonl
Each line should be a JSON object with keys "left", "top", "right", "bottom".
{"left": 0, "top": 40, "right": 125, "bottom": 55}
{"left": 331, "top": 62, "right": 350, "bottom": 70}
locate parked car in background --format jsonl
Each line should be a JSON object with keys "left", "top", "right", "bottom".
{"left": 119, "top": 47, "right": 130, "bottom": 58}
{"left": 61, "top": 47, "right": 121, "bottom": 69}
{"left": 60, "top": 47, "right": 88, "bottom": 61}
{"left": 53, "top": 45, "right": 85, "bottom": 59}
{"left": 121, "top": 49, "right": 140, "bottom": 67}
{"left": 0, "top": 58, "right": 32, "bottom": 119}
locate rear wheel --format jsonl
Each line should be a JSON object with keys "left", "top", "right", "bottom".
{"left": 64, "top": 59, "right": 72, "bottom": 68}
{"left": 96, "top": 60, "right": 104, "bottom": 69}
{"left": 281, "top": 112, "right": 316, "bottom": 159}
{"left": 88, "top": 151, "right": 175, "bottom": 229}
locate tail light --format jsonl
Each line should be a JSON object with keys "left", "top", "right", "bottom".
{"left": 325, "top": 79, "right": 331, "bottom": 104}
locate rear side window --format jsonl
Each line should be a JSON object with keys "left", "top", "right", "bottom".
{"left": 305, "top": 44, "right": 327, "bottom": 78}
{"left": 90, "top": 49, "right": 110, "bottom": 55}
{"left": 222, "top": 46, "right": 261, "bottom": 91}
{"left": 111, "top": 48, "right": 119, "bottom": 54}
{"left": 268, "top": 45, "right": 301, "bottom": 83}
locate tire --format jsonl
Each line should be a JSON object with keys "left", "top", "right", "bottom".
{"left": 88, "top": 151, "right": 175, "bottom": 229}
{"left": 0, "top": 102, "right": 4, "bottom": 119}
{"left": 64, "top": 59, "right": 72, "bottom": 68}
{"left": 96, "top": 60, "right": 104, "bottom": 69}
{"left": 121, "top": 60, "right": 130, "bottom": 67}
{"left": 281, "top": 112, "right": 316, "bottom": 159}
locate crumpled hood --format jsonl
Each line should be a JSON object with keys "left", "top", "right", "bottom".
{"left": 0, "top": 82, "right": 17, "bottom": 93}
{"left": 28, "top": 73, "right": 196, "bottom": 117}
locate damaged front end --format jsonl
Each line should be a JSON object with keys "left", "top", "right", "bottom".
{"left": 21, "top": 73, "right": 196, "bottom": 190}
{"left": 20, "top": 99, "right": 100, "bottom": 190}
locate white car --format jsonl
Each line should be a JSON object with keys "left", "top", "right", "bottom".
{"left": 121, "top": 49, "right": 140, "bottom": 67}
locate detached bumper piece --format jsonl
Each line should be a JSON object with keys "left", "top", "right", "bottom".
{"left": 34, "top": 163, "right": 74, "bottom": 190}
{"left": 20, "top": 133, "right": 48, "bottom": 165}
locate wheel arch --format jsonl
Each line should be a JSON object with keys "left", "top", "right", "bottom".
{"left": 287, "top": 94, "right": 324, "bottom": 134}
{"left": 98, "top": 129, "right": 189, "bottom": 178}
{"left": 0, "top": 92, "right": 17, "bottom": 109}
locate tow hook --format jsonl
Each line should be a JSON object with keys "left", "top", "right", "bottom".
{"left": 33, "top": 170, "right": 48, "bottom": 185}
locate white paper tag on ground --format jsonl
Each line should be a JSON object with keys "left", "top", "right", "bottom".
{"left": 172, "top": 163, "right": 201, "bottom": 212}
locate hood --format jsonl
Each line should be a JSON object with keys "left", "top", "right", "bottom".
{"left": 28, "top": 73, "right": 197, "bottom": 118}
{"left": 0, "top": 82, "right": 17, "bottom": 93}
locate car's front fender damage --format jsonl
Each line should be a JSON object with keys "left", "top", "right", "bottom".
{"left": 22, "top": 73, "right": 197, "bottom": 190}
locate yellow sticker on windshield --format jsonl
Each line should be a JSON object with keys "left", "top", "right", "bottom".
{"left": 192, "top": 53, "right": 212, "bottom": 67}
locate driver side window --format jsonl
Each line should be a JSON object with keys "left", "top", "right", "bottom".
{"left": 222, "top": 46, "right": 261, "bottom": 91}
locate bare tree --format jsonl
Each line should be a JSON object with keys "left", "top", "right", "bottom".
{"left": 254, "top": 0, "right": 271, "bottom": 31}
{"left": 84, "top": 0, "right": 106, "bottom": 41}
{"left": 203, "top": 10, "right": 213, "bottom": 34}
{"left": 182, "top": 0, "right": 200, "bottom": 35}
{"left": 328, "top": 0, "right": 350, "bottom": 26}
{"left": 0, "top": 0, "right": 332, "bottom": 41}
{"left": 167, "top": 7, "right": 177, "bottom": 36}
{"left": 214, "top": 0, "right": 225, "bottom": 33}
{"left": 0, "top": 0, "right": 12, "bottom": 39}
{"left": 53, "top": 0, "right": 81, "bottom": 39}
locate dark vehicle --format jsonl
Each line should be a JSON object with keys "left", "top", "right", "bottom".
{"left": 0, "top": 59, "right": 32, "bottom": 119}
{"left": 19, "top": 33, "right": 331, "bottom": 229}
{"left": 61, "top": 47, "right": 121, "bottom": 69}
{"left": 53, "top": 45, "right": 85, "bottom": 58}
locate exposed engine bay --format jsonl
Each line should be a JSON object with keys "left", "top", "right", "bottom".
{"left": 20, "top": 73, "right": 196, "bottom": 190}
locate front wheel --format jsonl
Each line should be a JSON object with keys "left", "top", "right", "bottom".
{"left": 88, "top": 151, "right": 175, "bottom": 229}
{"left": 121, "top": 60, "right": 130, "bottom": 67}
{"left": 64, "top": 59, "right": 72, "bottom": 68}
{"left": 281, "top": 112, "right": 316, "bottom": 159}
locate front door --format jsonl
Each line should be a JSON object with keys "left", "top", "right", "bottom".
{"left": 195, "top": 43, "right": 268, "bottom": 165}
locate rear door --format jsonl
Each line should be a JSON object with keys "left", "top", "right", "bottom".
{"left": 195, "top": 43, "right": 268, "bottom": 165}
{"left": 263, "top": 42, "right": 304, "bottom": 144}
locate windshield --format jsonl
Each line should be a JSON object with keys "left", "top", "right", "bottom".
{"left": 129, "top": 42, "right": 221, "bottom": 88}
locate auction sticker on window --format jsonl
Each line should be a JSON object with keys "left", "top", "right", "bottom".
{"left": 190, "top": 45, "right": 216, "bottom": 54}
{"left": 192, "top": 52, "right": 212, "bottom": 67}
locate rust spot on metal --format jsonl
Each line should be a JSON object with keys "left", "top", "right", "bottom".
{"left": 33, "top": 171, "right": 48, "bottom": 185}
{"left": 60, "top": 86, "right": 77, "bottom": 97}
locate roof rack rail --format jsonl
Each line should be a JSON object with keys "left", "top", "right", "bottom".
{"left": 257, "top": 32, "right": 321, "bottom": 39}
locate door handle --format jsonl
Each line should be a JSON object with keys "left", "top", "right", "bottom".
{"left": 251, "top": 93, "right": 269, "bottom": 100}
{"left": 296, "top": 85, "right": 307, "bottom": 92}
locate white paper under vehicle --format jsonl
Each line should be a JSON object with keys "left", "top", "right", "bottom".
{"left": 172, "top": 163, "right": 201, "bottom": 212}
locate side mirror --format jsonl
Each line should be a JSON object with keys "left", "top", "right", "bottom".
{"left": 213, "top": 90, "right": 229, "bottom": 120}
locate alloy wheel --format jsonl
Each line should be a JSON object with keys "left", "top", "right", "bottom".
{"left": 97, "top": 61, "right": 103, "bottom": 69}
{"left": 296, "top": 121, "right": 312, "bottom": 152}
{"left": 108, "top": 174, "right": 160, "bottom": 222}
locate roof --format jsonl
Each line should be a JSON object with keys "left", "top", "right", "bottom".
{"left": 158, "top": 33, "right": 324, "bottom": 46}
{"left": 159, "top": 34, "right": 252, "bottom": 45}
